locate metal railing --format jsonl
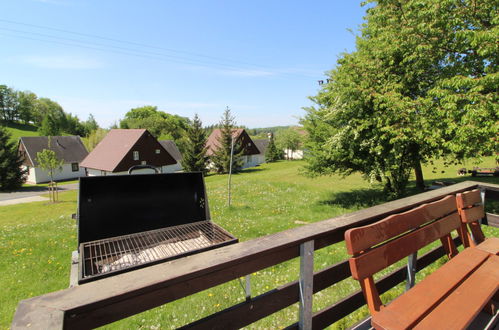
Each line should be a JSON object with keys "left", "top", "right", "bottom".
{"left": 11, "top": 181, "right": 499, "bottom": 330}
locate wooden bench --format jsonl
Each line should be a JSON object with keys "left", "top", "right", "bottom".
{"left": 345, "top": 194, "right": 499, "bottom": 329}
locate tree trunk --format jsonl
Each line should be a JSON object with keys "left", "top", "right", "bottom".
{"left": 414, "top": 159, "right": 425, "bottom": 191}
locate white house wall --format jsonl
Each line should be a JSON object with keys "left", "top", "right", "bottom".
{"left": 24, "top": 164, "right": 86, "bottom": 184}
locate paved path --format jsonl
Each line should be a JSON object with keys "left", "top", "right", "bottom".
{"left": 0, "top": 183, "right": 79, "bottom": 203}
{"left": 0, "top": 196, "right": 49, "bottom": 206}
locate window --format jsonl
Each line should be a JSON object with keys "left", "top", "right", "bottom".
{"left": 141, "top": 160, "right": 147, "bottom": 165}
{"left": 133, "top": 151, "right": 139, "bottom": 160}
{"left": 248, "top": 142, "right": 252, "bottom": 146}
{"left": 71, "top": 163, "right": 79, "bottom": 172}
{"left": 155, "top": 149, "right": 161, "bottom": 154}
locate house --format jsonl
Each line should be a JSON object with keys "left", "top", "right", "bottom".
{"left": 80, "top": 129, "right": 177, "bottom": 176}
{"left": 158, "top": 140, "right": 183, "bottom": 172}
{"left": 18, "top": 136, "right": 88, "bottom": 184}
{"left": 252, "top": 138, "right": 270, "bottom": 165}
{"left": 206, "top": 128, "right": 261, "bottom": 169}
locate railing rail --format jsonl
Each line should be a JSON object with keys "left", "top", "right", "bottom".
{"left": 11, "top": 181, "right": 499, "bottom": 329}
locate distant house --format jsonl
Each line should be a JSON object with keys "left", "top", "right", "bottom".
{"left": 80, "top": 129, "right": 177, "bottom": 176}
{"left": 206, "top": 128, "right": 260, "bottom": 169}
{"left": 159, "top": 140, "right": 183, "bottom": 172}
{"left": 18, "top": 136, "right": 88, "bottom": 184}
{"left": 252, "top": 138, "right": 270, "bottom": 165}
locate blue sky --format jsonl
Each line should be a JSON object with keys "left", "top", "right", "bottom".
{"left": 1, "top": 1, "right": 367, "bottom": 128}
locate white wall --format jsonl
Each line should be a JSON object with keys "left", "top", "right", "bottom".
{"left": 162, "top": 162, "right": 182, "bottom": 173}
{"left": 254, "top": 154, "right": 265, "bottom": 166}
{"left": 23, "top": 164, "right": 86, "bottom": 184}
{"left": 241, "top": 155, "right": 260, "bottom": 169}
{"left": 283, "top": 149, "right": 304, "bottom": 160}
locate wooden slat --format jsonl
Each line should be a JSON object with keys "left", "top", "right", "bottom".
{"left": 413, "top": 255, "right": 499, "bottom": 329}
{"left": 345, "top": 195, "right": 456, "bottom": 254}
{"left": 486, "top": 213, "right": 499, "bottom": 228}
{"left": 286, "top": 240, "right": 459, "bottom": 330}
{"left": 371, "top": 247, "right": 490, "bottom": 329}
{"left": 349, "top": 213, "right": 461, "bottom": 280}
{"left": 456, "top": 189, "right": 481, "bottom": 208}
{"left": 476, "top": 237, "right": 499, "bottom": 255}
{"left": 184, "top": 260, "right": 350, "bottom": 329}
{"left": 460, "top": 205, "right": 485, "bottom": 223}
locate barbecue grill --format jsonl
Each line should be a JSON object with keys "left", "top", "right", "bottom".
{"left": 74, "top": 171, "right": 237, "bottom": 284}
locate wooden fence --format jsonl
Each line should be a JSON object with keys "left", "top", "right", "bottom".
{"left": 11, "top": 181, "right": 499, "bottom": 329}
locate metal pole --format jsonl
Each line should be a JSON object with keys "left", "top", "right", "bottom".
{"left": 299, "top": 240, "right": 314, "bottom": 330}
{"left": 228, "top": 136, "right": 235, "bottom": 207}
{"left": 406, "top": 252, "right": 417, "bottom": 291}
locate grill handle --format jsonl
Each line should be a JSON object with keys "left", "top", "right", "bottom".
{"left": 128, "top": 165, "right": 160, "bottom": 175}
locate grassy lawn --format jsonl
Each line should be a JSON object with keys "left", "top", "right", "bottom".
{"left": 3, "top": 122, "right": 39, "bottom": 143}
{"left": 0, "top": 159, "right": 498, "bottom": 329}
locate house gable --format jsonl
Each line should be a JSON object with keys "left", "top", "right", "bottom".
{"left": 206, "top": 128, "right": 260, "bottom": 156}
{"left": 19, "top": 136, "right": 88, "bottom": 167}
{"left": 114, "top": 132, "right": 176, "bottom": 172}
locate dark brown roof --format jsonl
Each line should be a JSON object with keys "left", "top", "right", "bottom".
{"left": 206, "top": 128, "right": 260, "bottom": 156}
{"left": 19, "top": 136, "right": 88, "bottom": 167}
{"left": 80, "top": 129, "right": 176, "bottom": 172}
{"left": 253, "top": 139, "right": 269, "bottom": 155}
{"left": 159, "top": 140, "right": 182, "bottom": 162}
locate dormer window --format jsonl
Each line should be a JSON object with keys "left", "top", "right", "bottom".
{"left": 133, "top": 151, "right": 139, "bottom": 160}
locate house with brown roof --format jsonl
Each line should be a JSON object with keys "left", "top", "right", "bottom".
{"left": 206, "top": 128, "right": 261, "bottom": 169}
{"left": 80, "top": 129, "right": 177, "bottom": 176}
{"left": 158, "top": 140, "right": 183, "bottom": 172}
{"left": 18, "top": 136, "right": 88, "bottom": 183}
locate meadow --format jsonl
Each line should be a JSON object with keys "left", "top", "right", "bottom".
{"left": 1, "top": 159, "right": 498, "bottom": 329}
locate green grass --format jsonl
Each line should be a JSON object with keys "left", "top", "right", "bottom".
{"left": 22, "top": 179, "right": 79, "bottom": 188}
{"left": 0, "top": 159, "right": 498, "bottom": 329}
{"left": 3, "top": 122, "right": 39, "bottom": 143}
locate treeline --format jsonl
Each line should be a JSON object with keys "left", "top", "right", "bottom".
{"left": 0, "top": 85, "right": 98, "bottom": 137}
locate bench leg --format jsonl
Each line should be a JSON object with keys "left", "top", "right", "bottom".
{"left": 440, "top": 234, "right": 458, "bottom": 259}
{"left": 406, "top": 252, "right": 417, "bottom": 291}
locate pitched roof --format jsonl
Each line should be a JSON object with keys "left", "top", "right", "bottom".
{"left": 20, "top": 136, "right": 88, "bottom": 167}
{"left": 80, "top": 129, "right": 145, "bottom": 172}
{"left": 159, "top": 140, "right": 182, "bottom": 162}
{"left": 253, "top": 139, "right": 269, "bottom": 155}
{"left": 205, "top": 128, "right": 244, "bottom": 156}
{"left": 205, "top": 128, "right": 259, "bottom": 156}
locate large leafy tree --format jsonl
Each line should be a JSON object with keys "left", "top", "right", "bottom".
{"left": 211, "top": 107, "right": 243, "bottom": 174}
{"left": 0, "top": 127, "right": 26, "bottom": 191}
{"left": 0, "top": 85, "right": 19, "bottom": 123}
{"left": 303, "top": 0, "right": 498, "bottom": 197}
{"left": 181, "top": 114, "right": 209, "bottom": 173}
{"left": 277, "top": 128, "right": 302, "bottom": 160}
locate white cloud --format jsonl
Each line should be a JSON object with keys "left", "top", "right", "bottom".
{"left": 18, "top": 55, "right": 104, "bottom": 69}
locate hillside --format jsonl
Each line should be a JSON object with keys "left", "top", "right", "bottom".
{"left": 3, "top": 122, "right": 39, "bottom": 143}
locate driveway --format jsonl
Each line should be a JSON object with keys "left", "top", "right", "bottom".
{"left": 0, "top": 183, "right": 79, "bottom": 202}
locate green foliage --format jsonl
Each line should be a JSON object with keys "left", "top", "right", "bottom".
{"left": 265, "top": 134, "right": 282, "bottom": 162}
{"left": 35, "top": 143, "right": 63, "bottom": 183}
{"left": 303, "top": 0, "right": 498, "bottom": 197}
{"left": 0, "top": 85, "right": 19, "bottom": 123}
{"left": 83, "top": 114, "right": 99, "bottom": 133}
{"left": 120, "top": 105, "right": 189, "bottom": 145}
{"left": 16, "top": 91, "right": 37, "bottom": 125}
{"left": 82, "top": 128, "right": 108, "bottom": 152}
{"left": 0, "top": 126, "right": 25, "bottom": 191}
{"left": 38, "top": 114, "right": 60, "bottom": 136}
{"left": 276, "top": 128, "right": 302, "bottom": 160}
{"left": 181, "top": 114, "right": 209, "bottom": 173}
{"left": 210, "top": 107, "right": 244, "bottom": 174}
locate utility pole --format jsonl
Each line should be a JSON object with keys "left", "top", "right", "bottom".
{"left": 227, "top": 136, "right": 235, "bottom": 207}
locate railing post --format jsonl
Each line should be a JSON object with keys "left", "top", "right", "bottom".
{"left": 245, "top": 274, "right": 251, "bottom": 300}
{"left": 406, "top": 252, "right": 417, "bottom": 291}
{"left": 299, "top": 240, "right": 314, "bottom": 330}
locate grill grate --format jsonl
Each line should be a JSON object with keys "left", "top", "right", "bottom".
{"left": 79, "top": 220, "right": 235, "bottom": 282}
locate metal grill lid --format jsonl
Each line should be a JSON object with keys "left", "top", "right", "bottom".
{"left": 77, "top": 172, "right": 210, "bottom": 245}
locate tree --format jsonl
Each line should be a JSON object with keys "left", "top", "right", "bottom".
{"left": 0, "top": 127, "right": 26, "bottom": 191}
{"left": 0, "top": 85, "right": 19, "bottom": 123}
{"left": 38, "top": 114, "right": 61, "bottom": 136}
{"left": 211, "top": 107, "right": 244, "bottom": 174}
{"left": 181, "top": 114, "right": 209, "bottom": 173}
{"left": 82, "top": 128, "right": 108, "bottom": 151}
{"left": 265, "top": 133, "right": 282, "bottom": 162}
{"left": 36, "top": 140, "right": 64, "bottom": 202}
{"left": 83, "top": 114, "right": 99, "bottom": 133}
{"left": 17, "top": 91, "right": 37, "bottom": 125}
{"left": 303, "top": 0, "right": 498, "bottom": 197}
{"left": 277, "top": 128, "right": 301, "bottom": 160}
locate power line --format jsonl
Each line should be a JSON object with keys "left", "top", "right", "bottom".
{"left": 0, "top": 18, "right": 316, "bottom": 78}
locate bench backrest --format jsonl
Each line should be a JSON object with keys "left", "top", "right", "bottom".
{"left": 456, "top": 189, "right": 485, "bottom": 247}
{"left": 344, "top": 195, "right": 461, "bottom": 314}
